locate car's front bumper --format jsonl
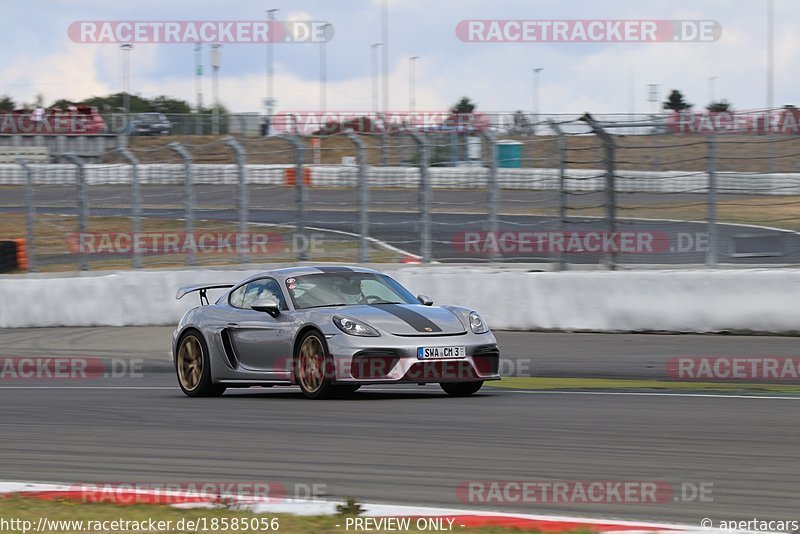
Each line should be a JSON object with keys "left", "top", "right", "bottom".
{"left": 325, "top": 331, "right": 501, "bottom": 384}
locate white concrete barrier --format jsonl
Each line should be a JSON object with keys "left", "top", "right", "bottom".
{"left": 2, "top": 163, "right": 800, "bottom": 194}
{"left": 2, "top": 267, "right": 799, "bottom": 333}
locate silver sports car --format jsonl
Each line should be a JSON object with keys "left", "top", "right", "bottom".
{"left": 172, "top": 266, "right": 500, "bottom": 399}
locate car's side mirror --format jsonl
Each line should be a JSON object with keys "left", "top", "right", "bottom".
{"left": 417, "top": 294, "right": 433, "bottom": 306}
{"left": 251, "top": 298, "right": 280, "bottom": 317}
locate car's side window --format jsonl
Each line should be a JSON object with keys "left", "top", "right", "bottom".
{"left": 235, "top": 278, "right": 288, "bottom": 310}
{"left": 228, "top": 285, "right": 246, "bottom": 308}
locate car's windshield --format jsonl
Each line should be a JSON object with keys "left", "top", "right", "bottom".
{"left": 285, "top": 272, "right": 417, "bottom": 309}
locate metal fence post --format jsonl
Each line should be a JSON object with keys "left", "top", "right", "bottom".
{"left": 407, "top": 131, "right": 431, "bottom": 263}
{"left": 117, "top": 147, "right": 142, "bottom": 269}
{"left": 278, "top": 134, "right": 307, "bottom": 261}
{"left": 169, "top": 142, "right": 195, "bottom": 267}
{"left": 480, "top": 131, "right": 500, "bottom": 263}
{"left": 707, "top": 135, "right": 718, "bottom": 268}
{"left": 346, "top": 132, "right": 370, "bottom": 263}
{"left": 225, "top": 137, "right": 250, "bottom": 264}
{"left": 580, "top": 113, "right": 617, "bottom": 270}
{"left": 16, "top": 160, "right": 36, "bottom": 272}
{"left": 64, "top": 153, "right": 89, "bottom": 271}
{"left": 380, "top": 113, "right": 388, "bottom": 165}
{"left": 548, "top": 120, "right": 567, "bottom": 271}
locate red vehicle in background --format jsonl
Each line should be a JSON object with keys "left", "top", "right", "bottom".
{"left": 0, "top": 105, "right": 105, "bottom": 134}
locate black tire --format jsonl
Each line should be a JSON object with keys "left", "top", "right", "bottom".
{"left": 440, "top": 381, "right": 484, "bottom": 397}
{"left": 176, "top": 330, "right": 226, "bottom": 398}
{"left": 294, "top": 330, "right": 337, "bottom": 399}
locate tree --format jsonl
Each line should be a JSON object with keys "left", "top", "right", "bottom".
{"left": 150, "top": 95, "right": 192, "bottom": 114}
{"left": 450, "top": 96, "right": 476, "bottom": 115}
{"left": 81, "top": 93, "right": 150, "bottom": 113}
{"left": 663, "top": 90, "right": 692, "bottom": 112}
{"left": 445, "top": 96, "right": 478, "bottom": 131}
{"left": 75, "top": 93, "right": 192, "bottom": 114}
{"left": 0, "top": 95, "right": 15, "bottom": 111}
{"left": 51, "top": 99, "right": 76, "bottom": 109}
{"left": 706, "top": 99, "right": 732, "bottom": 112}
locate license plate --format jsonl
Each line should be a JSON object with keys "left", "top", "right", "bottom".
{"left": 417, "top": 346, "right": 466, "bottom": 359}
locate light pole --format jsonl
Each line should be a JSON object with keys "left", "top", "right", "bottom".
{"left": 409, "top": 56, "right": 419, "bottom": 112}
{"left": 371, "top": 43, "right": 381, "bottom": 114}
{"left": 265, "top": 8, "right": 278, "bottom": 135}
{"left": 381, "top": 0, "right": 389, "bottom": 113}
{"left": 194, "top": 43, "right": 203, "bottom": 135}
{"left": 211, "top": 44, "right": 221, "bottom": 135}
{"left": 532, "top": 67, "right": 543, "bottom": 134}
{"left": 120, "top": 44, "right": 133, "bottom": 130}
{"left": 628, "top": 67, "right": 635, "bottom": 118}
{"left": 320, "top": 23, "right": 331, "bottom": 113}
{"left": 767, "top": 0, "right": 775, "bottom": 170}
{"left": 767, "top": 0, "right": 774, "bottom": 113}
{"left": 708, "top": 76, "right": 717, "bottom": 105}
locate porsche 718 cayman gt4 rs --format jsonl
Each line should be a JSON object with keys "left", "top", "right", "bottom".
{"left": 172, "top": 266, "right": 500, "bottom": 399}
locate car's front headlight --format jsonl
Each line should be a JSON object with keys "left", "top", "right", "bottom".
{"left": 333, "top": 315, "right": 381, "bottom": 337}
{"left": 469, "top": 311, "right": 488, "bottom": 334}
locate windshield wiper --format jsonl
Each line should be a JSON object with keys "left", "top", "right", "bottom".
{"left": 301, "top": 303, "right": 351, "bottom": 309}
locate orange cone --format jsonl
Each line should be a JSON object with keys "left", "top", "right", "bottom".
{"left": 13, "top": 238, "right": 27, "bottom": 271}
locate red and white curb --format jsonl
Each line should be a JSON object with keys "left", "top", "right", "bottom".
{"left": 0, "top": 482, "right": 744, "bottom": 533}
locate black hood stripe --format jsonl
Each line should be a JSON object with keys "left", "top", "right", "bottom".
{"left": 376, "top": 304, "right": 442, "bottom": 332}
{"left": 315, "top": 266, "right": 354, "bottom": 273}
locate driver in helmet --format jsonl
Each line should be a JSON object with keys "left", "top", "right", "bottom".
{"left": 336, "top": 277, "right": 364, "bottom": 304}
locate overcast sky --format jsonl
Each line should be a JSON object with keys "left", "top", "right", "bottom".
{"left": 0, "top": 0, "right": 794, "bottom": 114}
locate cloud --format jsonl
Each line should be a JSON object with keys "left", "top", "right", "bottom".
{"left": 0, "top": 45, "right": 112, "bottom": 106}
{"left": 0, "top": 0, "right": 797, "bottom": 114}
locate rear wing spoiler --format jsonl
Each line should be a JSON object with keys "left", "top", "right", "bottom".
{"left": 176, "top": 283, "right": 235, "bottom": 305}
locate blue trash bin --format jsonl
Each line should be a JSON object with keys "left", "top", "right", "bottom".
{"left": 496, "top": 140, "right": 522, "bottom": 168}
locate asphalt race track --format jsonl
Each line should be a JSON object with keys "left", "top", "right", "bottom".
{"left": 0, "top": 327, "right": 798, "bottom": 525}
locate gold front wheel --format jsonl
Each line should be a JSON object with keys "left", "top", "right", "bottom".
{"left": 176, "top": 332, "right": 226, "bottom": 397}
{"left": 295, "top": 332, "right": 334, "bottom": 399}
{"left": 177, "top": 335, "right": 203, "bottom": 391}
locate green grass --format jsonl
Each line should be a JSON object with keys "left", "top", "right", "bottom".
{"left": 487, "top": 376, "right": 800, "bottom": 394}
